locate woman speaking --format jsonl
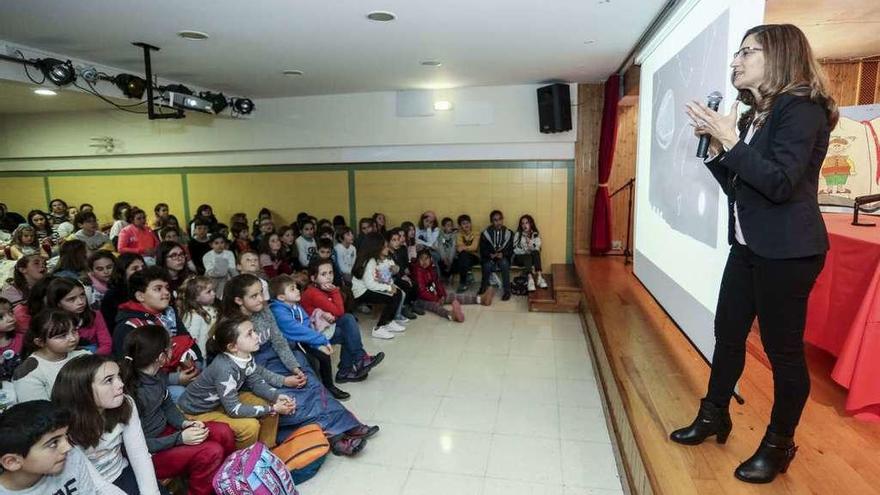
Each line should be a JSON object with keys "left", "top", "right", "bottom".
{"left": 670, "top": 24, "right": 837, "bottom": 484}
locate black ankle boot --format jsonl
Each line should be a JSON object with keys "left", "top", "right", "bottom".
{"left": 669, "top": 399, "right": 732, "bottom": 445}
{"left": 734, "top": 431, "right": 797, "bottom": 484}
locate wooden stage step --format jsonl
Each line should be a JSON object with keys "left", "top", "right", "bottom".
{"left": 528, "top": 263, "right": 581, "bottom": 312}
{"left": 574, "top": 255, "right": 880, "bottom": 495}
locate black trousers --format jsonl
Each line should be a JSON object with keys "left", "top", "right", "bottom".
{"left": 513, "top": 252, "right": 542, "bottom": 274}
{"left": 706, "top": 243, "right": 825, "bottom": 437}
{"left": 456, "top": 252, "right": 480, "bottom": 283}
{"left": 355, "top": 289, "right": 403, "bottom": 326}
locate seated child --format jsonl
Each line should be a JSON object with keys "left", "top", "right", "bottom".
{"left": 13, "top": 309, "right": 90, "bottom": 403}
{"left": 0, "top": 298, "right": 23, "bottom": 356}
{"left": 176, "top": 315, "right": 296, "bottom": 449}
{"left": 120, "top": 325, "right": 235, "bottom": 495}
{"left": 236, "top": 250, "right": 270, "bottom": 301}
{"left": 52, "top": 354, "right": 165, "bottom": 494}
{"left": 202, "top": 233, "right": 238, "bottom": 298}
{"left": 411, "top": 250, "right": 492, "bottom": 322}
{"left": 295, "top": 220, "right": 318, "bottom": 269}
{"left": 270, "top": 272, "right": 380, "bottom": 401}
{"left": 86, "top": 250, "right": 115, "bottom": 311}
{"left": 479, "top": 210, "right": 514, "bottom": 301}
{"left": 177, "top": 276, "right": 218, "bottom": 357}
{"left": 436, "top": 217, "right": 457, "bottom": 281}
{"left": 513, "top": 214, "right": 548, "bottom": 291}
{"left": 455, "top": 214, "right": 480, "bottom": 292}
{"left": 334, "top": 227, "right": 356, "bottom": 284}
{"left": 0, "top": 400, "right": 126, "bottom": 494}
{"left": 70, "top": 211, "right": 113, "bottom": 254}
{"left": 112, "top": 267, "right": 201, "bottom": 399}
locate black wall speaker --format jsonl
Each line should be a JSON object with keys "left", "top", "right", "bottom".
{"left": 537, "top": 83, "right": 572, "bottom": 133}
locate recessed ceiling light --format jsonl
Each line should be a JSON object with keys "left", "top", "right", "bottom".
{"left": 177, "top": 30, "right": 210, "bottom": 40}
{"left": 433, "top": 101, "right": 452, "bottom": 111}
{"left": 420, "top": 60, "right": 442, "bottom": 67}
{"left": 33, "top": 88, "right": 57, "bottom": 96}
{"left": 366, "top": 11, "right": 396, "bottom": 21}
{"left": 282, "top": 69, "right": 304, "bottom": 76}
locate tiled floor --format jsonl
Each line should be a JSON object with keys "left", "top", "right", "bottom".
{"left": 299, "top": 296, "right": 623, "bottom": 495}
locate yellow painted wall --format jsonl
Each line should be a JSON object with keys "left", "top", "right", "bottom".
{"left": 49, "top": 175, "right": 185, "bottom": 227}
{"left": 0, "top": 177, "right": 45, "bottom": 216}
{"left": 186, "top": 171, "right": 349, "bottom": 228}
{"left": 356, "top": 167, "right": 569, "bottom": 265}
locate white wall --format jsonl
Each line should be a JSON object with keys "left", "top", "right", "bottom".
{"left": 0, "top": 83, "right": 577, "bottom": 170}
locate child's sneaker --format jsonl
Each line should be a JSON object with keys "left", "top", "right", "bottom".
{"left": 395, "top": 315, "right": 410, "bottom": 324}
{"left": 330, "top": 435, "right": 366, "bottom": 456}
{"left": 410, "top": 304, "right": 426, "bottom": 316}
{"left": 451, "top": 299, "right": 465, "bottom": 322}
{"left": 336, "top": 366, "right": 368, "bottom": 383}
{"left": 371, "top": 325, "right": 395, "bottom": 339}
{"left": 456, "top": 283, "right": 469, "bottom": 293}
{"left": 345, "top": 424, "right": 380, "bottom": 439}
{"left": 480, "top": 287, "right": 495, "bottom": 306}
{"left": 527, "top": 275, "right": 537, "bottom": 292}
{"left": 387, "top": 320, "right": 407, "bottom": 333}
{"left": 537, "top": 274, "right": 548, "bottom": 289}
{"left": 402, "top": 306, "right": 418, "bottom": 319}
{"left": 361, "top": 352, "right": 385, "bottom": 371}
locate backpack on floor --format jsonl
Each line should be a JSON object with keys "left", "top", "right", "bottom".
{"left": 271, "top": 424, "right": 330, "bottom": 484}
{"left": 213, "top": 442, "right": 298, "bottom": 495}
{"left": 510, "top": 275, "right": 529, "bottom": 296}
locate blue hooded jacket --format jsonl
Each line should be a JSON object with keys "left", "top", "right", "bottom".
{"left": 268, "top": 299, "right": 329, "bottom": 348}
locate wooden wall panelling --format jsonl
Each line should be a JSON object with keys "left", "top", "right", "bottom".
{"left": 608, "top": 104, "right": 639, "bottom": 252}
{"left": 822, "top": 62, "right": 861, "bottom": 107}
{"left": 574, "top": 83, "right": 605, "bottom": 254}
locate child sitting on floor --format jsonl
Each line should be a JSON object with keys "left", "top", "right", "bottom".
{"left": 411, "top": 250, "right": 492, "bottom": 322}
{"left": 0, "top": 400, "right": 126, "bottom": 494}
{"left": 236, "top": 250, "right": 270, "bottom": 301}
{"left": 176, "top": 315, "right": 296, "bottom": 449}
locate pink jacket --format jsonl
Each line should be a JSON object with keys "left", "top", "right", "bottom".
{"left": 117, "top": 224, "right": 159, "bottom": 255}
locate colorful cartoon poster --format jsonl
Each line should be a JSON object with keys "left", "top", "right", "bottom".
{"left": 819, "top": 104, "right": 880, "bottom": 211}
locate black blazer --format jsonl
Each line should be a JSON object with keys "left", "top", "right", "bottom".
{"left": 705, "top": 93, "right": 831, "bottom": 259}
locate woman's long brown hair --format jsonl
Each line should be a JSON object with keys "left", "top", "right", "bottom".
{"left": 736, "top": 24, "right": 838, "bottom": 131}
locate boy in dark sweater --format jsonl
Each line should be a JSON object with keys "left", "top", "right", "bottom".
{"left": 187, "top": 218, "right": 212, "bottom": 274}
{"left": 479, "top": 210, "right": 514, "bottom": 301}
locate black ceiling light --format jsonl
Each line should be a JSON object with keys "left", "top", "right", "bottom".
{"left": 35, "top": 58, "right": 75, "bottom": 86}
{"left": 163, "top": 83, "right": 192, "bottom": 95}
{"left": 231, "top": 97, "right": 254, "bottom": 115}
{"left": 113, "top": 74, "right": 147, "bottom": 99}
{"left": 199, "top": 91, "right": 228, "bottom": 113}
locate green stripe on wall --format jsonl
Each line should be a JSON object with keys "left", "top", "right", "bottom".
{"left": 347, "top": 169, "right": 357, "bottom": 229}
{"left": 180, "top": 174, "right": 191, "bottom": 222}
{"left": 42, "top": 176, "right": 51, "bottom": 207}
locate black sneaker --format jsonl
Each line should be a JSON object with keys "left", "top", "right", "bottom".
{"left": 336, "top": 366, "right": 368, "bottom": 383}
{"left": 345, "top": 424, "right": 380, "bottom": 439}
{"left": 361, "top": 352, "right": 385, "bottom": 372}
{"left": 327, "top": 385, "right": 350, "bottom": 401}
{"left": 501, "top": 291, "right": 511, "bottom": 301}
{"left": 402, "top": 306, "right": 418, "bottom": 319}
{"left": 410, "top": 305, "right": 425, "bottom": 316}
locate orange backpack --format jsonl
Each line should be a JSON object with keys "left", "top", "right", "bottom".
{"left": 270, "top": 424, "right": 330, "bottom": 483}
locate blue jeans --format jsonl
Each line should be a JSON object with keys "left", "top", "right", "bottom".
{"left": 481, "top": 257, "right": 510, "bottom": 292}
{"left": 329, "top": 313, "right": 367, "bottom": 371}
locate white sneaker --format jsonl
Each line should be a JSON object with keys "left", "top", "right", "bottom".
{"left": 395, "top": 315, "right": 410, "bottom": 324}
{"left": 537, "top": 274, "right": 548, "bottom": 289}
{"left": 371, "top": 325, "right": 395, "bottom": 339}
{"left": 527, "top": 275, "right": 536, "bottom": 292}
{"left": 387, "top": 320, "right": 407, "bottom": 332}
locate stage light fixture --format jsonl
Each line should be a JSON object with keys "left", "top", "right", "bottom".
{"left": 231, "top": 97, "right": 254, "bottom": 114}
{"left": 164, "top": 84, "right": 193, "bottom": 95}
{"left": 114, "top": 74, "right": 147, "bottom": 99}
{"left": 35, "top": 58, "right": 75, "bottom": 86}
{"left": 199, "top": 91, "right": 228, "bottom": 113}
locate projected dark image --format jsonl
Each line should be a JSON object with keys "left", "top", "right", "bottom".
{"left": 649, "top": 10, "right": 729, "bottom": 248}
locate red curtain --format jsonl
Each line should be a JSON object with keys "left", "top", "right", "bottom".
{"left": 590, "top": 74, "right": 621, "bottom": 255}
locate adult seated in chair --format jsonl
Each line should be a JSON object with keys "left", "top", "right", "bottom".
{"left": 478, "top": 210, "right": 514, "bottom": 301}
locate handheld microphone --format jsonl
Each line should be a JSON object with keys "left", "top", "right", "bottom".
{"left": 696, "top": 91, "right": 724, "bottom": 158}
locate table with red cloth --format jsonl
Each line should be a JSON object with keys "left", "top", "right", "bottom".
{"left": 805, "top": 212, "right": 880, "bottom": 421}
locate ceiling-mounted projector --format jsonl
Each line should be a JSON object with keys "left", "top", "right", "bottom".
{"left": 158, "top": 91, "right": 214, "bottom": 114}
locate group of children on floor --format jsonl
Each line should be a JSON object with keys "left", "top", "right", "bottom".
{"left": 0, "top": 200, "right": 546, "bottom": 495}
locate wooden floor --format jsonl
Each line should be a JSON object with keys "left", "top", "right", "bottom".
{"left": 575, "top": 255, "right": 880, "bottom": 495}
